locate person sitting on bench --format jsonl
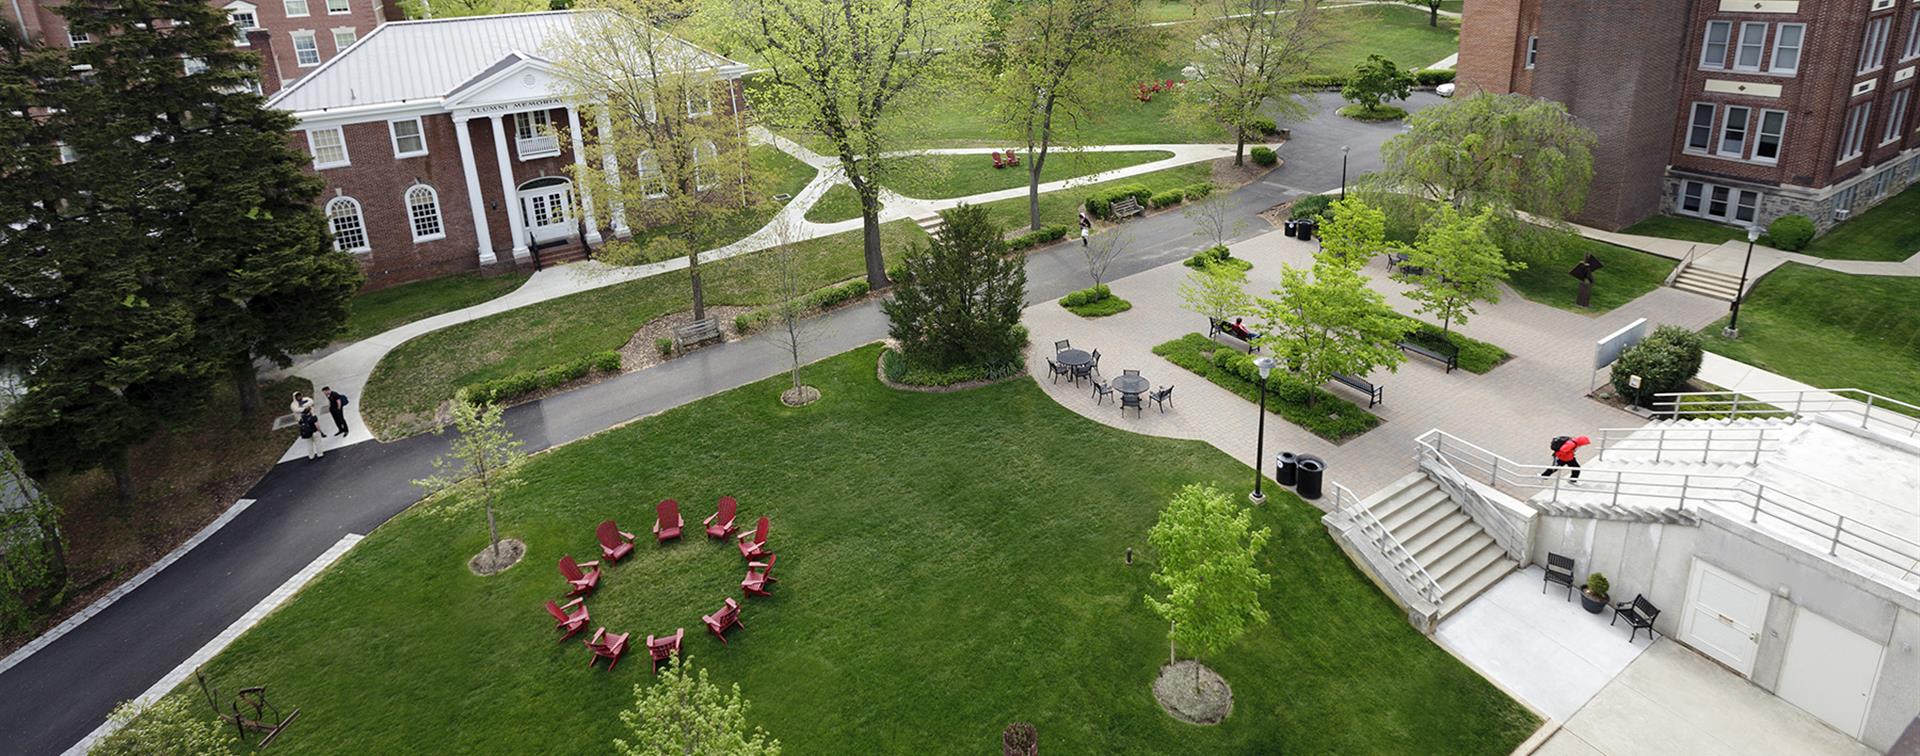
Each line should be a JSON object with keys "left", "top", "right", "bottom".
{"left": 1226, "top": 318, "right": 1256, "bottom": 341}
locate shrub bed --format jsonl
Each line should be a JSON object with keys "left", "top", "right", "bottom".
{"left": 1391, "top": 318, "right": 1511, "bottom": 374}
{"left": 1008, "top": 224, "right": 1070, "bottom": 251}
{"left": 1058, "top": 284, "right": 1133, "bottom": 317}
{"left": 1083, "top": 183, "right": 1154, "bottom": 219}
{"left": 735, "top": 278, "right": 872, "bottom": 333}
{"left": 880, "top": 348, "right": 1027, "bottom": 387}
{"left": 1149, "top": 189, "right": 1186, "bottom": 209}
{"left": 456, "top": 351, "right": 622, "bottom": 405}
{"left": 1290, "top": 194, "right": 1333, "bottom": 221}
{"left": 1767, "top": 215, "right": 1815, "bottom": 252}
{"left": 1183, "top": 244, "right": 1253, "bottom": 272}
{"left": 1153, "top": 334, "right": 1380, "bottom": 442}
{"left": 1250, "top": 146, "right": 1278, "bottom": 167}
{"left": 1338, "top": 104, "right": 1409, "bottom": 122}
{"left": 1182, "top": 182, "right": 1213, "bottom": 200}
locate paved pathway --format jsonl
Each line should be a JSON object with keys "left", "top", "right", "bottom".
{"left": 1560, "top": 220, "right": 1920, "bottom": 280}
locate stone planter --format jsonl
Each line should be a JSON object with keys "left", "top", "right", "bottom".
{"left": 1579, "top": 587, "right": 1608, "bottom": 614}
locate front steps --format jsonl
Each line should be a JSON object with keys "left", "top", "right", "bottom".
{"left": 1670, "top": 264, "right": 1743, "bottom": 301}
{"left": 1336, "top": 474, "right": 1518, "bottom": 624}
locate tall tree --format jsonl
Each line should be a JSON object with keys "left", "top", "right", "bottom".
{"left": 882, "top": 204, "right": 1028, "bottom": 369}
{"left": 1391, "top": 204, "right": 1520, "bottom": 334}
{"left": 615, "top": 656, "right": 780, "bottom": 756}
{"left": 552, "top": 0, "right": 761, "bottom": 322}
{"left": 1406, "top": 0, "right": 1445, "bottom": 27}
{"left": 1145, "top": 483, "right": 1271, "bottom": 691}
{"left": 1177, "top": 259, "right": 1252, "bottom": 326}
{"left": 989, "top": 0, "right": 1155, "bottom": 230}
{"left": 415, "top": 399, "right": 527, "bottom": 565}
{"left": 1252, "top": 252, "right": 1407, "bottom": 405}
{"left": 1369, "top": 93, "right": 1596, "bottom": 221}
{"left": 1315, "top": 196, "right": 1388, "bottom": 267}
{"left": 719, "top": 0, "right": 983, "bottom": 288}
{"left": 1177, "top": 0, "right": 1324, "bottom": 165}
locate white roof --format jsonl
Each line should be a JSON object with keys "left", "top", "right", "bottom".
{"left": 266, "top": 10, "right": 742, "bottom": 115}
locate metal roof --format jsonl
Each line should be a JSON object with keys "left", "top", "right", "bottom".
{"left": 266, "top": 10, "right": 741, "bottom": 116}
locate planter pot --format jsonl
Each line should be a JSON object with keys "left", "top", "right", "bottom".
{"left": 1579, "top": 589, "right": 1608, "bottom": 614}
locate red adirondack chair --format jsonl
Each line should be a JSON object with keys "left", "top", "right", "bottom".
{"left": 653, "top": 499, "right": 683, "bottom": 542}
{"left": 704, "top": 496, "right": 739, "bottom": 540}
{"left": 544, "top": 598, "right": 590, "bottom": 641}
{"left": 583, "top": 627, "right": 630, "bottom": 671}
{"left": 737, "top": 516, "right": 769, "bottom": 559}
{"left": 991, "top": 151, "right": 1006, "bottom": 169}
{"left": 702, "top": 598, "right": 745, "bottom": 644}
{"left": 1004, "top": 148, "right": 1020, "bottom": 167}
{"left": 559, "top": 555, "right": 601, "bottom": 597}
{"left": 741, "top": 554, "right": 779, "bottom": 598}
{"left": 596, "top": 520, "right": 636, "bottom": 563}
{"left": 646, "top": 628, "right": 684, "bottom": 674}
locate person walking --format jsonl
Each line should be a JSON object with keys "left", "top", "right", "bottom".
{"left": 297, "top": 411, "right": 325, "bottom": 460}
{"left": 1079, "top": 211, "right": 1092, "bottom": 246}
{"left": 322, "top": 386, "right": 351, "bottom": 436}
{"left": 1539, "top": 435, "right": 1590, "bottom": 480}
{"left": 290, "top": 392, "right": 329, "bottom": 437}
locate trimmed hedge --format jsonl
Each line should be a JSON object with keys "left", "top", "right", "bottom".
{"left": 1250, "top": 146, "right": 1278, "bottom": 167}
{"left": 1183, "top": 244, "right": 1251, "bottom": 272}
{"left": 1391, "top": 317, "right": 1511, "bottom": 374}
{"left": 881, "top": 348, "right": 1026, "bottom": 387}
{"left": 1293, "top": 69, "right": 1454, "bottom": 89}
{"left": 1415, "top": 69, "right": 1456, "bottom": 85}
{"left": 1289, "top": 194, "right": 1333, "bottom": 220}
{"left": 1153, "top": 334, "right": 1380, "bottom": 441}
{"left": 1083, "top": 183, "right": 1154, "bottom": 219}
{"left": 1008, "top": 224, "right": 1070, "bottom": 251}
{"left": 1768, "top": 214, "right": 1815, "bottom": 251}
{"left": 1149, "top": 189, "right": 1186, "bottom": 209}
{"left": 457, "top": 351, "right": 621, "bottom": 405}
{"left": 1610, "top": 325, "right": 1704, "bottom": 406}
{"left": 1248, "top": 115, "right": 1278, "bottom": 136}
{"left": 1182, "top": 182, "right": 1213, "bottom": 200}
{"left": 1058, "top": 283, "right": 1133, "bottom": 317}
{"left": 735, "top": 278, "right": 872, "bottom": 333}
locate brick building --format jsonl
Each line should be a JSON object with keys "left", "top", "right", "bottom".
{"left": 1459, "top": 0, "right": 1920, "bottom": 233}
{"left": 263, "top": 11, "right": 748, "bottom": 288}
{"left": 7, "top": 0, "right": 391, "bottom": 89}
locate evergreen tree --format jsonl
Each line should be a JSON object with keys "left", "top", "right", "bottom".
{"left": 881, "top": 205, "right": 1028, "bottom": 369}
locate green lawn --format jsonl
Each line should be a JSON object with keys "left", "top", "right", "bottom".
{"left": 1703, "top": 264, "right": 1920, "bottom": 407}
{"left": 1311, "top": 4, "right": 1460, "bottom": 74}
{"left": 179, "top": 346, "right": 1538, "bottom": 754}
{"left": 626, "top": 145, "right": 818, "bottom": 252}
{"left": 1505, "top": 233, "right": 1676, "bottom": 313}
{"left": 804, "top": 151, "right": 1175, "bottom": 224}
{"left": 339, "top": 273, "right": 531, "bottom": 343}
{"left": 975, "top": 161, "right": 1216, "bottom": 232}
{"left": 361, "top": 222, "right": 925, "bottom": 437}
{"left": 1620, "top": 215, "right": 1754, "bottom": 247}
{"left": 1802, "top": 183, "right": 1920, "bottom": 262}
{"left": 804, "top": 184, "right": 867, "bottom": 224}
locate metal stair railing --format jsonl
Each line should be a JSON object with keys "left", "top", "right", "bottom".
{"left": 1415, "top": 442, "right": 1528, "bottom": 561}
{"left": 1595, "top": 421, "right": 1789, "bottom": 465}
{"left": 1331, "top": 482, "right": 1445, "bottom": 607}
{"left": 1653, "top": 388, "right": 1920, "bottom": 439}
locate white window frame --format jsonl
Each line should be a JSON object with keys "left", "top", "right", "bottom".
{"left": 1702, "top": 21, "right": 1732, "bottom": 69}
{"left": 1770, "top": 23, "right": 1804, "bottom": 74}
{"left": 228, "top": 4, "right": 258, "bottom": 46}
{"left": 1733, "top": 189, "right": 1760, "bottom": 224}
{"left": 1686, "top": 103, "right": 1716, "bottom": 154}
{"left": 291, "top": 30, "right": 320, "bottom": 67}
{"left": 1753, "top": 109, "right": 1787, "bottom": 164}
{"left": 1905, "top": 12, "right": 1920, "bottom": 61}
{"left": 388, "top": 117, "right": 427, "bottom": 158}
{"left": 692, "top": 141, "right": 717, "bottom": 191}
{"left": 284, "top": 0, "right": 309, "bottom": 17}
{"left": 512, "top": 111, "right": 560, "bottom": 159}
{"left": 182, "top": 56, "right": 207, "bottom": 75}
{"left": 1839, "top": 102, "right": 1873, "bottom": 163}
{"left": 306, "top": 126, "right": 349, "bottom": 169}
{"left": 1679, "top": 181, "right": 1706, "bottom": 216}
{"left": 67, "top": 28, "right": 91, "bottom": 46}
{"left": 1706, "top": 185, "right": 1732, "bottom": 220}
{"left": 405, "top": 185, "right": 445, "bottom": 243}
{"left": 1883, "top": 88, "right": 1911, "bottom": 145}
{"left": 325, "top": 196, "right": 369, "bottom": 253}
{"left": 331, "top": 27, "right": 356, "bottom": 51}
{"left": 1860, "top": 16, "right": 1891, "bottom": 74}
{"left": 325, "top": 0, "right": 349, "bottom": 13}
{"left": 685, "top": 85, "right": 714, "bottom": 118}
{"left": 1525, "top": 36, "right": 1538, "bottom": 69}
{"left": 1734, "top": 22, "right": 1767, "bottom": 72}
{"left": 636, "top": 150, "right": 668, "bottom": 198}
{"left": 1718, "top": 105, "right": 1751, "bottom": 159}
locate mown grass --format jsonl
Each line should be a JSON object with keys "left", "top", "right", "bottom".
{"left": 1620, "top": 215, "right": 1756, "bottom": 247}
{"left": 974, "top": 162, "right": 1215, "bottom": 232}
{"left": 1702, "top": 264, "right": 1920, "bottom": 408}
{"left": 1309, "top": 4, "right": 1460, "bottom": 74}
{"left": 176, "top": 345, "right": 1537, "bottom": 754}
{"left": 339, "top": 273, "right": 531, "bottom": 343}
{"left": 805, "top": 151, "right": 1177, "bottom": 224}
{"left": 1801, "top": 183, "right": 1920, "bottom": 262}
{"left": 1504, "top": 233, "right": 1676, "bottom": 313}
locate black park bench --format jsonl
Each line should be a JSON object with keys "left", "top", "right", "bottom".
{"left": 1207, "top": 317, "right": 1260, "bottom": 354}
{"left": 1397, "top": 340, "right": 1459, "bottom": 373}
{"left": 1330, "top": 372, "right": 1383, "bottom": 408}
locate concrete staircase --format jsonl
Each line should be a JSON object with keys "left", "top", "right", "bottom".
{"left": 914, "top": 213, "right": 946, "bottom": 237}
{"left": 1670, "top": 263, "right": 1743, "bottom": 301}
{"left": 1361, "top": 475, "right": 1517, "bottom": 618}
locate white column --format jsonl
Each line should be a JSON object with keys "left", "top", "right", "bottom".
{"left": 452, "top": 115, "right": 496, "bottom": 265}
{"left": 566, "top": 105, "right": 603, "bottom": 245}
{"left": 598, "top": 112, "right": 630, "bottom": 238}
{"left": 490, "top": 113, "right": 530, "bottom": 262}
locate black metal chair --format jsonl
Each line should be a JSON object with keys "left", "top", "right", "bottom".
{"left": 1149, "top": 386, "right": 1174, "bottom": 413}
{"left": 1611, "top": 594, "right": 1662, "bottom": 643}
{"left": 1091, "top": 381, "right": 1114, "bottom": 405}
{"left": 1119, "top": 392, "right": 1143, "bottom": 417}
{"left": 1122, "top": 369, "right": 1140, "bottom": 377}
{"left": 1047, "top": 358, "right": 1070, "bottom": 383}
{"left": 1088, "top": 349, "right": 1102, "bottom": 378}
{"left": 1543, "top": 552, "right": 1576, "bottom": 601}
{"left": 1070, "top": 361, "right": 1092, "bottom": 385}
{"left": 1054, "top": 339, "right": 1071, "bottom": 353}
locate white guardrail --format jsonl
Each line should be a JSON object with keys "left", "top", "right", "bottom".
{"left": 1653, "top": 388, "right": 1920, "bottom": 439}
{"left": 1331, "top": 481, "right": 1445, "bottom": 606}
{"left": 1594, "top": 422, "right": 1789, "bottom": 465}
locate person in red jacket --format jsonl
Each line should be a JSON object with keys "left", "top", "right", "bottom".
{"left": 1539, "top": 435, "right": 1591, "bottom": 480}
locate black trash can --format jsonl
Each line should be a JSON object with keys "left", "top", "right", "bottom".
{"left": 1283, "top": 219, "right": 1298, "bottom": 238}
{"left": 1295, "top": 455, "right": 1325, "bottom": 500}
{"left": 1296, "top": 220, "right": 1315, "bottom": 242}
{"left": 1276, "top": 452, "right": 1298, "bottom": 486}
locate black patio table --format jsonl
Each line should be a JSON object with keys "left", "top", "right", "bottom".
{"left": 1056, "top": 349, "right": 1093, "bottom": 369}
{"left": 1111, "top": 374, "right": 1150, "bottom": 395}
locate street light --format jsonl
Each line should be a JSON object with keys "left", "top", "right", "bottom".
{"left": 1339, "top": 145, "right": 1351, "bottom": 200}
{"left": 1722, "top": 226, "right": 1763, "bottom": 339}
{"left": 1250, "top": 355, "right": 1277, "bottom": 505}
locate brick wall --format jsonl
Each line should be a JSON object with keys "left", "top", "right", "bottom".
{"left": 1456, "top": 0, "right": 1523, "bottom": 95}
{"left": 10, "top": 0, "right": 380, "bottom": 80}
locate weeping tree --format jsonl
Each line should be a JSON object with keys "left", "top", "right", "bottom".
{"left": 552, "top": 0, "right": 761, "bottom": 322}
{"left": 1177, "top": 0, "right": 1326, "bottom": 165}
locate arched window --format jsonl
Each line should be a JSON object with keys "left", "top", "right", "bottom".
{"left": 405, "top": 184, "right": 444, "bottom": 242}
{"left": 636, "top": 150, "right": 668, "bottom": 199}
{"left": 325, "top": 196, "right": 368, "bottom": 252}
{"left": 692, "top": 141, "right": 717, "bottom": 192}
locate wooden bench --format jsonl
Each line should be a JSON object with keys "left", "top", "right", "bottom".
{"left": 1330, "top": 372, "right": 1383, "bottom": 408}
{"left": 1206, "top": 317, "right": 1260, "bottom": 353}
{"left": 1397, "top": 340, "right": 1458, "bottom": 373}
{"left": 1109, "top": 196, "right": 1144, "bottom": 220}
{"left": 672, "top": 317, "right": 722, "bottom": 349}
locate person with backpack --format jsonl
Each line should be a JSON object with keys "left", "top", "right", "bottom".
{"left": 1540, "top": 435, "right": 1590, "bottom": 480}
{"left": 298, "top": 411, "right": 325, "bottom": 460}
{"left": 322, "top": 386, "right": 351, "bottom": 436}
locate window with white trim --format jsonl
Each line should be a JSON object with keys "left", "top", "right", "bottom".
{"left": 1905, "top": 12, "right": 1920, "bottom": 61}
{"left": 1860, "top": 16, "right": 1891, "bottom": 73}
{"left": 1718, "top": 106, "right": 1750, "bottom": 158}
{"left": 1771, "top": 23, "right": 1804, "bottom": 74}
{"left": 306, "top": 126, "right": 348, "bottom": 168}
{"left": 1525, "top": 36, "right": 1538, "bottom": 69}
{"left": 389, "top": 118, "right": 426, "bottom": 158}
{"left": 1686, "top": 103, "right": 1715, "bottom": 153}
{"left": 58, "top": 143, "right": 78, "bottom": 164}
{"left": 1833, "top": 184, "right": 1859, "bottom": 214}
{"left": 331, "top": 27, "right": 355, "bottom": 51}
{"left": 405, "top": 185, "right": 444, "bottom": 242}
{"left": 1839, "top": 103, "right": 1872, "bottom": 163}
{"left": 512, "top": 110, "right": 559, "bottom": 158}
{"left": 67, "top": 28, "right": 91, "bottom": 46}
{"left": 1706, "top": 185, "right": 1731, "bottom": 219}
{"left": 284, "top": 0, "right": 309, "bottom": 17}
{"left": 692, "top": 141, "right": 717, "bottom": 191}
{"left": 182, "top": 57, "right": 207, "bottom": 75}
{"left": 1701, "top": 21, "right": 1731, "bottom": 68}
{"left": 1679, "top": 182, "right": 1704, "bottom": 214}
{"left": 291, "top": 31, "right": 320, "bottom": 67}
{"left": 1754, "top": 109, "right": 1787, "bottom": 163}
{"left": 229, "top": 9, "right": 257, "bottom": 45}
{"left": 326, "top": 0, "right": 349, "bottom": 13}
{"left": 1734, "top": 22, "right": 1767, "bottom": 71}
{"left": 686, "top": 85, "right": 713, "bottom": 118}
{"left": 636, "top": 150, "right": 668, "bottom": 198}
{"left": 325, "top": 197, "right": 368, "bottom": 252}
{"left": 1868, "top": 169, "right": 1893, "bottom": 200}
{"left": 1884, "top": 88, "right": 1911, "bottom": 144}
{"left": 1733, "top": 189, "right": 1759, "bottom": 224}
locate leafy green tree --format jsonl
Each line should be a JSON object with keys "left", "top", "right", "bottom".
{"left": 1315, "top": 196, "right": 1389, "bottom": 267}
{"left": 0, "top": 444, "right": 66, "bottom": 635}
{"left": 1178, "top": 259, "right": 1253, "bottom": 325}
{"left": 1252, "top": 252, "right": 1408, "bottom": 405}
{"left": 415, "top": 399, "right": 527, "bottom": 564}
{"left": 1341, "top": 54, "right": 1415, "bottom": 114}
{"left": 1178, "top": 0, "right": 1324, "bottom": 165}
{"left": 718, "top": 0, "right": 984, "bottom": 288}
{"left": 614, "top": 656, "right": 780, "bottom": 756}
{"left": 1370, "top": 93, "right": 1596, "bottom": 220}
{"left": 1145, "top": 483, "right": 1272, "bottom": 691}
{"left": 990, "top": 0, "right": 1156, "bottom": 230}
{"left": 397, "top": 0, "right": 546, "bottom": 18}
{"left": 1406, "top": 0, "right": 1446, "bottom": 27}
{"left": 93, "top": 696, "right": 237, "bottom": 756}
{"left": 1391, "top": 204, "right": 1521, "bottom": 334}
{"left": 882, "top": 204, "right": 1028, "bottom": 369}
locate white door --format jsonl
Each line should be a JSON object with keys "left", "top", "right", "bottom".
{"left": 1680, "top": 559, "right": 1769, "bottom": 676}
{"left": 518, "top": 184, "right": 574, "bottom": 244}
{"left": 1776, "top": 607, "right": 1883, "bottom": 738}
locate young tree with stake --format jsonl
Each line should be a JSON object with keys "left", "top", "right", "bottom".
{"left": 1181, "top": 188, "right": 1242, "bottom": 250}
{"left": 1145, "top": 483, "right": 1272, "bottom": 691}
{"left": 1081, "top": 226, "right": 1131, "bottom": 290}
{"left": 1392, "top": 204, "right": 1521, "bottom": 335}
{"left": 415, "top": 399, "right": 527, "bottom": 568}
{"left": 758, "top": 216, "right": 818, "bottom": 404}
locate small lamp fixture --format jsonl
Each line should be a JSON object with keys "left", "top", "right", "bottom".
{"left": 1254, "top": 356, "right": 1276, "bottom": 379}
{"left": 1125, "top": 547, "right": 1134, "bottom": 566}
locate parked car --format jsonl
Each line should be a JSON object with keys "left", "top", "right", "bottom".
{"left": 1436, "top": 82, "right": 1456, "bottom": 98}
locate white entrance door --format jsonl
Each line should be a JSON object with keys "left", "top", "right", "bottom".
{"left": 1776, "top": 607, "right": 1883, "bottom": 738}
{"left": 1680, "top": 559, "right": 1769, "bottom": 676}
{"left": 518, "top": 182, "right": 574, "bottom": 245}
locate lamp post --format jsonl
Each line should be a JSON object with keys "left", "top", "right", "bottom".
{"left": 1250, "top": 356, "right": 1277, "bottom": 504}
{"left": 1722, "top": 226, "right": 1762, "bottom": 339}
{"left": 1339, "top": 145, "right": 1351, "bottom": 200}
